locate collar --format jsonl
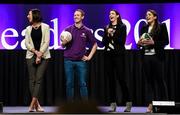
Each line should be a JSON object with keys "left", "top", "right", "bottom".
{"left": 73, "top": 23, "right": 84, "bottom": 29}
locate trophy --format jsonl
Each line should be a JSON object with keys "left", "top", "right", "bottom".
{"left": 142, "top": 33, "right": 152, "bottom": 40}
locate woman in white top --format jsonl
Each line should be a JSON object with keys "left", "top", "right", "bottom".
{"left": 25, "top": 8, "right": 51, "bottom": 112}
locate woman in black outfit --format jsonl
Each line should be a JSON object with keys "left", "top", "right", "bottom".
{"left": 102, "top": 9, "right": 132, "bottom": 112}
{"left": 137, "top": 9, "right": 169, "bottom": 113}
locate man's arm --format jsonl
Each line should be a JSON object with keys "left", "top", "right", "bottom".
{"left": 82, "top": 43, "right": 97, "bottom": 61}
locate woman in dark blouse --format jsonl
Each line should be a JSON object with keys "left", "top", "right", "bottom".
{"left": 102, "top": 9, "right": 132, "bottom": 113}
{"left": 137, "top": 9, "right": 169, "bottom": 113}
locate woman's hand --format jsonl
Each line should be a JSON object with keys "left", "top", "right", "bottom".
{"left": 138, "top": 36, "right": 154, "bottom": 46}
{"left": 137, "top": 38, "right": 144, "bottom": 46}
{"left": 107, "top": 28, "right": 114, "bottom": 34}
{"left": 34, "top": 50, "right": 43, "bottom": 58}
{"left": 142, "top": 39, "right": 154, "bottom": 45}
{"left": 107, "top": 28, "right": 114, "bottom": 37}
{"left": 35, "top": 57, "right": 41, "bottom": 64}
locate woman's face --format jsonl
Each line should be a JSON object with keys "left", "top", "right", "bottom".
{"left": 109, "top": 11, "right": 119, "bottom": 23}
{"left": 27, "top": 11, "right": 33, "bottom": 23}
{"left": 146, "top": 11, "right": 157, "bottom": 24}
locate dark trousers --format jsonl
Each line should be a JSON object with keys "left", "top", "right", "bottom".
{"left": 142, "top": 55, "right": 168, "bottom": 105}
{"left": 26, "top": 56, "right": 49, "bottom": 98}
{"left": 104, "top": 52, "right": 130, "bottom": 104}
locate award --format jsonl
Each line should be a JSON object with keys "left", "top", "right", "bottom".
{"left": 142, "top": 33, "right": 152, "bottom": 40}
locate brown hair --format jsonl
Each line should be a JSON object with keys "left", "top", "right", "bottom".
{"left": 147, "top": 9, "right": 160, "bottom": 35}
{"left": 75, "top": 9, "right": 85, "bottom": 16}
{"left": 30, "top": 8, "right": 43, "bottom": 23}
{"left": 110, "top": 9, "right": 123, "bottom": 25}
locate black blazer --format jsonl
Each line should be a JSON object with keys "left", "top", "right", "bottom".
{"left": 139, "top": 23, "right": 169, "bottom": 60}
{"left": 102, "top": 23, "right": 126, "bottom": 55}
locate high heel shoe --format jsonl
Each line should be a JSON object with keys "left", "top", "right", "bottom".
{"left": 124, "top": 102, "right": 132, "bottom": 112}
{"left": 146, "top": 104, "right": 153, "bottom": 113}
{"left": 35, "top": 106, "right": 44, "bottom": 112}
{"left": 29, "top": 97, "right": 37, "bottom": 112}
{"left": 108, "top": 102, "right": 117, "bottom": 112}
{"left": 28, "top": 107, "right": 35, "bottom": 112}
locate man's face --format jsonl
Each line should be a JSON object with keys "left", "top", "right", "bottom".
{"left": 74, "top": 11, "right": 84, "bottom": 23}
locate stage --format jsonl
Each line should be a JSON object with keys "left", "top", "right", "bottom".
{"left": 0, "top": 106, "right": 171, "bottom": 114}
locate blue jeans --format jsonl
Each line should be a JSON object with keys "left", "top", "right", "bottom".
{"left": 64, "top": 58, "right": 88, "bottom": 101}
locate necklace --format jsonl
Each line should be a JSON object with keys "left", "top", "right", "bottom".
{"left": 32, "top": 23, "right": 41, "bottom": 30}
{"left": 33, "top": 26, "right": 39, "bottom": 30}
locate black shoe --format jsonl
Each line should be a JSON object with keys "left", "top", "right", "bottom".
{"left": 124, "top": 102, "right": 132, "bottom": 112}
{"left": 108, "top": 102, "right": 117, "bottom": 112}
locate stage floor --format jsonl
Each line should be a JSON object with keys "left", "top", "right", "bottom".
{"left": 0, "top": 106, "right": 170, "bottom": 114}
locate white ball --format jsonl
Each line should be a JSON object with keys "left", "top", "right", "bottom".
{"left": 60, "top": 31, "right": 72, "bottom": 42}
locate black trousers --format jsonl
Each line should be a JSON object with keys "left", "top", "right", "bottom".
{"left": 26, "top": 56, "right": 49, "bottom": 98}
{"left": 104, "top": 52, "right": 130, "bottom": 105}
{"left": 142, "top": 55, "right": 168, "bottom": 105}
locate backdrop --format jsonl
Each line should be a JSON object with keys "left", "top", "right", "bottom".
{"left": 1, "top": 3, "right": 180, "bottom": 106}
{"left": 1, "top": 3, "right": 180, "bottom": 50}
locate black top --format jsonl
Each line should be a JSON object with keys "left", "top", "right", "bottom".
{"left": 139, "top": 23, "right": 169, "bottom": 60}
{"left": 102, "top": 23, "right": 127, "bottom": 55}
{"left": 31, "top": 26, "right": 42, "bottom": 51}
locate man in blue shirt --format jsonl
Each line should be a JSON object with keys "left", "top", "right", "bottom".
{"left": 61, "top": 9, "right": 97, "bottom": 102}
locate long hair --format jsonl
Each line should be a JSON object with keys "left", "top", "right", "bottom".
{"left": 109, "top": 9, "right": 123, "bottom": 25}
{"left": 147, "top": 9, "right": 160, "bottom": 36}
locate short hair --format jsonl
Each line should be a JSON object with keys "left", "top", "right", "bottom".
{"left": 75, "top": 9, "right": 85, "bottom": 16}
{"left": 30, "top": 8, "right": 43, "bottom": 23}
